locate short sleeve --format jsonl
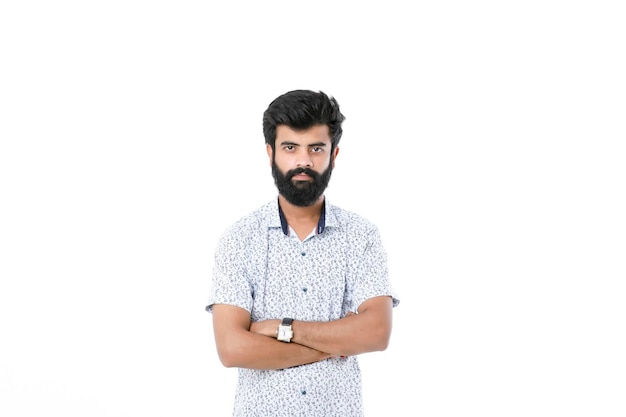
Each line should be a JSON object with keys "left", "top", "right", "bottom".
{"left": 352, "top": 226, "right": 400, "bottom": 310}
{"left": 205, "top": 230, "right": 254, "bottom": 314}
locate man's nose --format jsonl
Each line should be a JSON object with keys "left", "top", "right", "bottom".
{"left": 295, "top": 150, "right": 313, "bottom": 168}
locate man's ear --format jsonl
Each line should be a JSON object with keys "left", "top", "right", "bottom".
{"left": 331, "top": 146, "right": 340, "bottom": 168}
{"left": 266, "top": 144, "right": 273, "bottom": 167}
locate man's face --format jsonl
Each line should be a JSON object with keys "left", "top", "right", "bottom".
{"left": 267, "top": 124, "right": 339, "bottom": 207}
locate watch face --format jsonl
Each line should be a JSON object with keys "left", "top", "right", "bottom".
{"left": 278, "top": 326, "right": 292, "bottom": 341}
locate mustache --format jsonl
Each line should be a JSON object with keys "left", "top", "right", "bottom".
{"left": 287, "top": 167, "right": 318, "bottom": 180}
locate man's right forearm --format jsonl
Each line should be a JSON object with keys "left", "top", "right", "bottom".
{"left": 212, "top": 303, "right": 331, "bottom": 370}
{"left": 216, "top": 329, "right": 331, "bottom": 370}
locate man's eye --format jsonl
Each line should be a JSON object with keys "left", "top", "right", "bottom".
{"left": 284, "top": 145, "right": 294, "bottom": 151}
{"left": 311, "top": 147, "right": 323, "bottom": 153}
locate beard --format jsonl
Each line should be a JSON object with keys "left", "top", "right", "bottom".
{"left": 271, "top": 160, "right": 333, "bottom": 207}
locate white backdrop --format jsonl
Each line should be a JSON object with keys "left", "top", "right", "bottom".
{"left": 1, "top": 1, "right": 625, "bottom": 416}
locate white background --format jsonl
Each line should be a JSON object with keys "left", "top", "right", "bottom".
{"left": 1, "top": 1, "right": 625, "bottom": 416}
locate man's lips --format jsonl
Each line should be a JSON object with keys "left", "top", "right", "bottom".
{"left": 292, "top": 173, "right": 312, "bottom": 180}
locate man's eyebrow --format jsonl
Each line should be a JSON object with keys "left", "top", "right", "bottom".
{"left": 278, "top": 141, "right": 328, "bottom": 147}
{"left": 278, "top": 141, "right": 299, "bottom": 147}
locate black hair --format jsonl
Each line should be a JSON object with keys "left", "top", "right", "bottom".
{"left": 262, "top": 90, "right": 346, "bottom": 152}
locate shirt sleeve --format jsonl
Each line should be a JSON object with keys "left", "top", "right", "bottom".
{"left": 205, "top": 229, "right": 254, "bottom": 314}
{"left": 352, "top": 226, "right": 400, "bottom": 311}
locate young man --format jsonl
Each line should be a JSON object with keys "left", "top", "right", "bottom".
{"left": 206, "top": 90, "right": 399, "bottom": 416}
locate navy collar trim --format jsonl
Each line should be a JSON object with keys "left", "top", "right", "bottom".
{"left": 278, "top": 199, "right": 326, "bottom": 237}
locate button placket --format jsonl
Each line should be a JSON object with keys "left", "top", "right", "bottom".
{"left": 300, "top": 242, "right": 308, "bottom": 296}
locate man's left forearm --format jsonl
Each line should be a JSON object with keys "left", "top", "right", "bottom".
{"left": 249, "top": 295, "right": 393, "bottom": 356}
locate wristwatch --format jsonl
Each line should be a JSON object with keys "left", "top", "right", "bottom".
{"left": 277, "top": 318, "right": 293, "bottom": 342}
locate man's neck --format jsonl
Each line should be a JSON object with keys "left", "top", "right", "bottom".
{"left": 278, "top": 194, "right": 324, "bottom": 222}
{"left": 278, "top": 195, "right": 324, "bottom": 241}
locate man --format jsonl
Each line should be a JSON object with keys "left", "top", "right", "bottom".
{"left": 206, "top": 89, "right": 399, "bottom": 416}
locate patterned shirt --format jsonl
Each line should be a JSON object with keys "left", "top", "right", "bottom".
{"left": 206, "top": 197, "right": 400, "bottom": 417}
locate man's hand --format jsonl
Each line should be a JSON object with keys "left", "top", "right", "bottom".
{"left": 249, "top": 319, "right": 281, "bottom": 338}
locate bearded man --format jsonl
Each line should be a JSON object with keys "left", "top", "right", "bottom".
{"left": 206, "top": 89, "right": 400, "bottom": 417}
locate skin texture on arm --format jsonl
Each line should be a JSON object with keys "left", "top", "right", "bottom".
{"left": 250, "top": 295, "right": 393, "bottom": 357}
{"left": 212, "top": 304, "right": 332, "bottom": 370}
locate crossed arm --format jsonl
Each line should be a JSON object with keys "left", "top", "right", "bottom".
{"left": 211, "top": 295, "right": 393, "bottom": 370}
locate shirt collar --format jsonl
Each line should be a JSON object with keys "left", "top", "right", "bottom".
{"left": 276, "top": 197, "right": 328, "bottom": 237}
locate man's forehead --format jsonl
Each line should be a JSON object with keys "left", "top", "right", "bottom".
{"left": 276, "top": 124, "right": 331, "bottom": 144}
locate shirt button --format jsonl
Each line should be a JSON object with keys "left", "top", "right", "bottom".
{"left": 301, "top": 390, "right": 307, "bottom": 395}
{"left": 301, "top": 251, "right": 306, "bottom": 256}
{"left": 302, "top": 288, "right": 307, "bottom": 293}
